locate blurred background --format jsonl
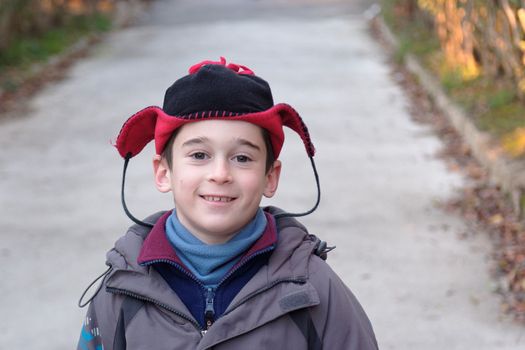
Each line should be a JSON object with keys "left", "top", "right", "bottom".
{"left": 1, "top": 0, "right": 525, "bottom": 349}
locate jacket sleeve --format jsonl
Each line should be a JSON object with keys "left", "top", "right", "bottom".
{"left": 77, "top": 281, "right": 122, "bottom": 350}
{"left": 77, "top": 301, "right": 105, "bottom": 350}
{"left": 309, "top": 258, "right": 379, "bottom": 350}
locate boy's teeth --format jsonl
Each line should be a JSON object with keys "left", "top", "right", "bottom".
{"left": 204, "top": 196, "right": 232, "bottom": 202}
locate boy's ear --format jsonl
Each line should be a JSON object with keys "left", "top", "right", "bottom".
{"left": 153, "top": 155, "right": 172, "bottom": 193}
{"left": 263, "top": 160, "right": 282, "bottom": 198}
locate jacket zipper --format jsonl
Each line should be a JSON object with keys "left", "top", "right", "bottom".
{"left": 145, "top": 259, "right": 206, "bottom": 288}
{"left": 107, "top": 278, "right": 308, "bottom": 339}
{"left": 216, "top": 245, "right": 275, "bottom": 287}
{"left": 144, "top": 259, "right": 212, "bottom": 334}
{"left": 106, "top": 287, "right": 204, "bottom": 333}
{"left": 144, "top": 247, "right": 276, "bottom": 333}
{"left": 204, "top": 287, "right": 215, "bottom": 331}
{"left": 201, "top": 246, "right": 275, "bottom": 331}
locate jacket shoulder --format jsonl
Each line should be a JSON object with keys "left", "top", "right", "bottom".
{"left": 306, "top": 256, "right": 378, "bottom": 349}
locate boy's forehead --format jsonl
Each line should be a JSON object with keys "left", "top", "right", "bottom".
{"left": 175, "top": 120, "right": 265, "bottom": 142}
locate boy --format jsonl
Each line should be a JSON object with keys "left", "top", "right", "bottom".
{"left": 78, "top": 58, "right": 378, "bottom": 350}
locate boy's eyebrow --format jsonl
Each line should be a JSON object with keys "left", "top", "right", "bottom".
{"left": 181, "top": 136, "right": 261, "bottom": 151}
{"left": 234, "top": 138, "right": 261, "bottom": 151}
{"left": 181, "top": 137, "right": 209, "bottom": 147}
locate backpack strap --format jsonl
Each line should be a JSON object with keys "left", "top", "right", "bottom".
{"left": 289, "top": 308, "right": 323, "bottom": 350}
{"left": 113, "top": 296, "right": 145, "bottom": 350}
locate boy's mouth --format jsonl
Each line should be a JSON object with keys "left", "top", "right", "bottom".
{"left": 201, "top": 195, "right": 235, "bottom": 203}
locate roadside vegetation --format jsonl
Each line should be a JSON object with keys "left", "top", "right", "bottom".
{"left": 379, "top": 0, "right": 525, "bottom": 322}
{"left": 0, "top": 0, "right": 115, "bottom": 106}
{"left": 381, "top": 0, "right": 525, "bottom": 157}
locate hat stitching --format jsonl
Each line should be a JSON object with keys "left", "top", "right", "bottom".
{"left": 116, "top": 105, "right": 315, "bottom": 158}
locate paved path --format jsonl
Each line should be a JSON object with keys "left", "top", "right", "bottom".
{"left": 1, "top": 0, "right": 524, "bottom": 348}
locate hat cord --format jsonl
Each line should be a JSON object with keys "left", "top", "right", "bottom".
{"left": 121, "top": 153, "right": 154, "bottom": 228}
{"left": 120, "top": 154, "right": 321, "bottom": 227}
{"left": 274, "top": 156, "right": 321, "bottom": 219}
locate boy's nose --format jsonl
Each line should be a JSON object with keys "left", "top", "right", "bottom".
{"left": 207, "top": 159, "right": 233, "bottom": 184}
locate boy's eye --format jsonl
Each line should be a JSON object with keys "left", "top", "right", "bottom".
{"left": 234, "top": 155, "right": 251, "bottom": 163}
{"left": 190, "top": 152, "right": 208, "bottom": 160}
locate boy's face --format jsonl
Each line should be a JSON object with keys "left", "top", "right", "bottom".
{"left": 153, "top": 120, "right": 281, "bottom": 244}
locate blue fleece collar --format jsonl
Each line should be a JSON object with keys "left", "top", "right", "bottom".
{"left": 165, "top": 208, "right": 267, "bottom": 288}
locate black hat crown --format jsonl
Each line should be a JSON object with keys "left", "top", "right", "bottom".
{"left": 162, "top": 64, "right": 274, "bottom": 116}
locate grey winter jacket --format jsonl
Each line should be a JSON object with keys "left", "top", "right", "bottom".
{"left": 78, "top": 208, "right": 378, "bottom": 350}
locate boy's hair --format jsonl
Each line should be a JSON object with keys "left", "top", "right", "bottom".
{"left": 161, "top": 127, "right": 276, "bottom": 173}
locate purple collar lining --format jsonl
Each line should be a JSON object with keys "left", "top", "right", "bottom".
{"left": 138, "top": 210, "right": 278, "bottom": 273}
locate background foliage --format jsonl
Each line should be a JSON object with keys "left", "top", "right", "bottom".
{"left": 0, "top": 0, "right": 116, "bottom": 98}
{"left": 386, "top": 0, "right": 525, "bottom": 156}
{"left": 0, "top": 0, "right": 113, "bottom": 50}
{"left": 396, "top": 0, "right": 525, "bottom": 90}
{"left": 0, "top": 0, "right": 113, "bottom": 69}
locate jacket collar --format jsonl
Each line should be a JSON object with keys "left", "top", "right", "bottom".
{"left": 137, "top": 210, "right": 279, "bottom": 271}
{"left": 137, "top": 210, "right": 184, "bottom": 266}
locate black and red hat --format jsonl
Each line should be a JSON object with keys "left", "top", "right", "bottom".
{"left": 116, "top": 58, "right": 320, "bottom": 227}
{"left": 115, "top": 57, "right": 315, "bottom": 159}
